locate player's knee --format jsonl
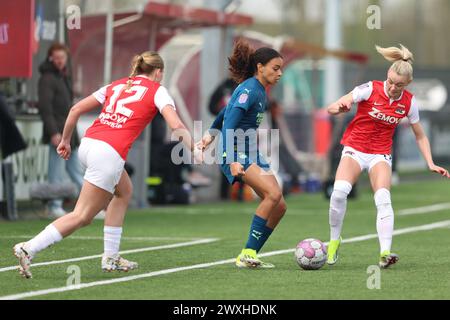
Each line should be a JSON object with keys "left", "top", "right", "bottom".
{"left": 77, "top": 214, "right": 93, "bottom": 227}
{"left": 115, "top": 182, "right": 133, "bottom": 202}
{"left": 266, "top": 189, "right": 282, "bottom": 205}
{"left": 122, "top": 183, "right": 133, "bottom": 201}
{"left": 374, "top": 188, "right": 391, "bottom": 207}
{"left": 331, "top": 180, "right": 352, "bottom": 202}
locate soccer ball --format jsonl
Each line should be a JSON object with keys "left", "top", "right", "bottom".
{"left": 295, "top": 238, "right": 327, "bottom": 270}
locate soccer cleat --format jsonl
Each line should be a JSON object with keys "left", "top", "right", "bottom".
{"left": 327, "top": 237, "right": 342, "bottom": 265}
{"left": 102, "top": 254, "right": 138, "bottom": 272}
{"left": 235, "top": 248, "right": 275, "bottom": 269}
{"left": 13, "top": 242, "right": 33, "bottom": 279}
{"left": 379, "top": 251, "right": 399, "bottom": 269}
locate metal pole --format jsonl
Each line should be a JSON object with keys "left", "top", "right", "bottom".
{"left": 59, "top": 0, "right": 65, "bottom": 44}
{"left": 324, "top": 0, "right": 343, "bottom": 105}
{"left": 2, "top": 160, "right": 18, "bottom": 220}
{"left": 135, "top": 20, "right": 159, "bottom": 209}
{"left": 103, "top": 0, "right": 114, "bottom": 85}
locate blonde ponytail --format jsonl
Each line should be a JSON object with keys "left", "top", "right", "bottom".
{"left": 375, "top": 44, "right": 414, "bottom": 80}
{"left": 125, "top": 51, "right": 164, "bottom": 90}
{"left": 126, "top": 55, "right": 142, "bottom": 89}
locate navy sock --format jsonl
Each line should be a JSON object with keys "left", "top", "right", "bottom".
{"left": 245, "top": 214, "right": 270, "bottom": 252}
{"left": 257, "top": 224, "right": 274, "bottom": 253}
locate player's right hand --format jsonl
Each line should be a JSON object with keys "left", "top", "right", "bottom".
{"left": 338, "top": 101, "right": 351, "bottom": 113}
{"left": 230, "top": 162, "right": 245, "bottom": 177}
{"left": 199, "top": 133, "right": 215, "bottom": 150}
{"left": 57, "top": 140, "right": 71, "bottom": 160}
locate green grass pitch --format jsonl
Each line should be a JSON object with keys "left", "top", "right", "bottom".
{"left": 0, "top": 179, "right": 449, "bottom": 300}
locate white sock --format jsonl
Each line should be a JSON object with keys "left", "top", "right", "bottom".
{"left": 375, "top": 188, "right": 394, "bottom": 254}
{"left": 25, "top": 224, "right": 63, "bottom": 257}
{"left": 104, "top": 226, "right": 122, "bottom": 257}
{"left": 329, "top": 180, "right": 352, "bottom": 240}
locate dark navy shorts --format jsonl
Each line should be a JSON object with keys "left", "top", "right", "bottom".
{"left": 220, "top": 151, "right": 271, "bottom": 185}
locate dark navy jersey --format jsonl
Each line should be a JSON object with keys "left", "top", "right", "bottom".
{"left": 216, "top": 76, "right": 268, "bottom": 158}
{"left": 222, "top": 76, "right": 268, "bottom": 132}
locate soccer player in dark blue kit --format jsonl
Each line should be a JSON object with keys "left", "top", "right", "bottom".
{"left": 198, "top": 40, "right": 284, "bottom": 268}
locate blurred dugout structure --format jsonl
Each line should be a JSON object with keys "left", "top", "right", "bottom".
{"left": 1, "top": 0, "right": 449, "bottom": 214}
{"left": 0, "top": 0, "right": 254, "bottom": 211}
{"left": 67, "top": 1, "right": 253, "bottom": 207}
{"left": 0, "top": 0, "right": 369, "bottom": 209}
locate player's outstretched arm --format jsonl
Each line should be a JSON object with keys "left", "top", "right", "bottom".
{"left": 411, "top": 122, "right": 450, "bottom": 178}
{"left": 161, "top": 105, "right": 202, "bottom": 163}
{"left": 58, "top": 95, "right": 101, "bottom": 160}
{"left": 198, "top": 107, "right": 227, "bottom": 150}
{"left": 327, "top": 92, "right": 354, "bottom": 115}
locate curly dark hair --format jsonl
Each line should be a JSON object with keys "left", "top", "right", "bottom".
{"left": 228, "top": 39, "right": 282, "bottom": 84}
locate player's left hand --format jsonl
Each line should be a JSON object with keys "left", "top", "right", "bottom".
{"left": 57, "top": 140, "right": 71, "bottom": 160}
{"left": 429, "top": 164, "right": 450, "bottom": 178}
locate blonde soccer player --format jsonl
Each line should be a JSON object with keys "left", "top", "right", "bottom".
{"left": 326, "top": 44, "right": 450, "bottom": 268}
{"left": 13, "top": 51, "right": 201, "bottom": 278}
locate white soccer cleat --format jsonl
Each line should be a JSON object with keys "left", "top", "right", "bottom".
{"left": 102, "top": 254, "right": 138, "bottom": 272}
{"left": 13, "top": 242, "right": 33, "bottom": 279}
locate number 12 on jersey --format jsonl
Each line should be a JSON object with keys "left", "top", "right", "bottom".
{"left": 104, "top": 84, "right": 148, "bottom": 118}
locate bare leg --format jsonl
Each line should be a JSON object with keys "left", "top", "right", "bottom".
{"left": 53, "top": 181, "right": 113, "bottom": 237}
{"left": 104, "top": 171, "right": 133, "bottom": 227}
{"left": 102, "top": 171, "right": 134, "bottom": 263}
{"left": 239, "top": 164, "right": 287, "bottom": 255}
{"left": 242, "top": 164, "right": 285, "bottom": 220}
{"left": 247, "top": 176, "right": 287, "bottom": 229}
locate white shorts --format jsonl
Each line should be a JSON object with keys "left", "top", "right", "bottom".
{"left": 341, "top": 146, "right": 392, "bottom": 172}
{"left": 78, "top": 137, "right": 125, "bottom": 194}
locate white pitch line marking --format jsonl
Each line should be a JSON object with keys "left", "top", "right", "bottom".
{"left": 0, "top": 238, "right": 219, "bottom": 273}
{"left": 2, "top": 220, "right": 449, "bottom": 300}
{"left": 398, "top": 202, "right": 450, "bottom": 216}
{"left": 0, "top": 235, "right": 203, "bottom": 241}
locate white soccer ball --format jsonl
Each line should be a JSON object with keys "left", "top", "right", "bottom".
{"left": 294, "top": 238, "right": 327, "bottom": 270}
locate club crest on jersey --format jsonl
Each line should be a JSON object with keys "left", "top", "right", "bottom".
{"left": 395, "top": 104, "right": 406, "bottom": 115}
{"left": 368, "top": 107, "right": 401, "bottom": 124}
{"left": 395, "top": 108, "right": 406, "bottom": 115}
{"left": 238, "top": 93, "right": 249, "bottom": 104}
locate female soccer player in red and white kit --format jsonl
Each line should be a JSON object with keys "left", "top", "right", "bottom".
{"left": 326, "top": 44, "right": 450, "bottom": 269}
{"left": 13, "top": 51, "right": 201, "bottom": 278}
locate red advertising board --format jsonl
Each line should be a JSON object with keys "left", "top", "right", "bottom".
{"left": 0, "top": 0, "right": 35, "bottom": 78}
